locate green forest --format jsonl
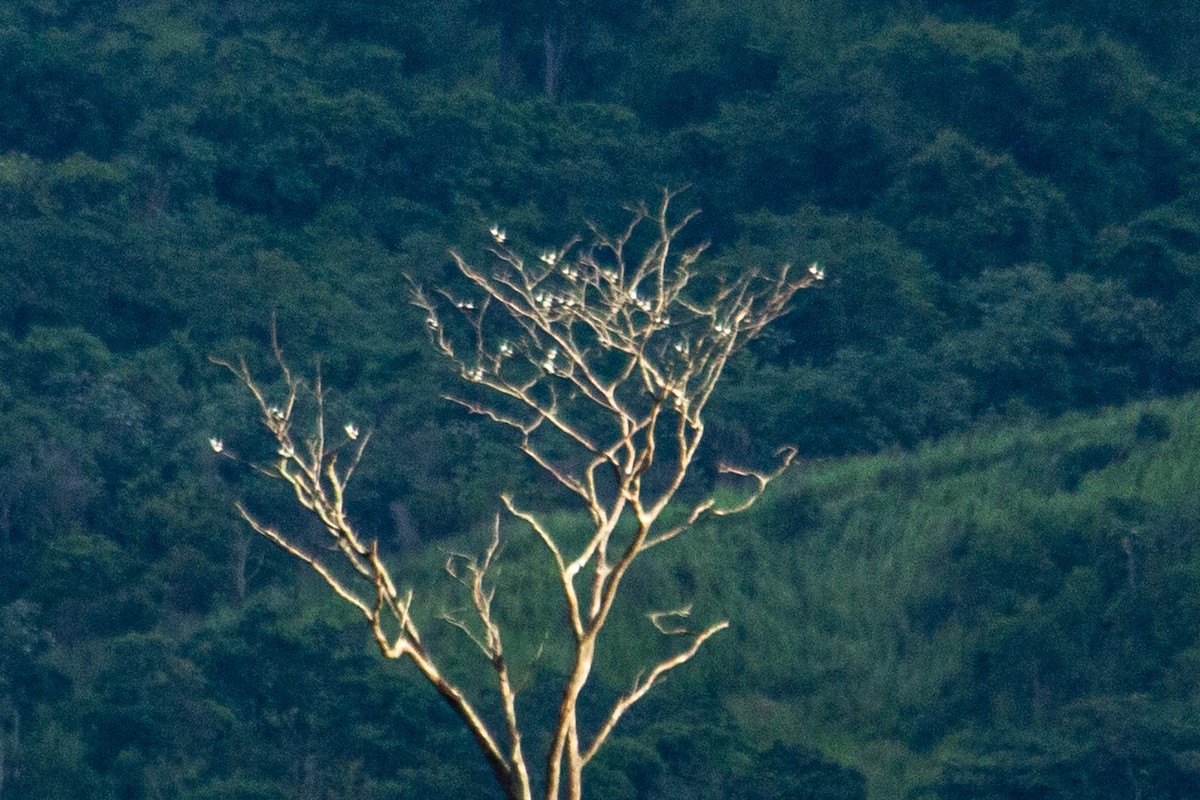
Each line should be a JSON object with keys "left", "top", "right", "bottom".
{"left": 3, "top": 0, "right": 1200, "bottom": 797}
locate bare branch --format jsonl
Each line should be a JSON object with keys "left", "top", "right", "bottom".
{"left": 212, "top": 339, "right": 527, "bottom": 800}
{"left": 647, "top": 603, "right": 694, "bottom": 635}
{"left": 581, "top": 619, "right": 730, "bottom": 765}
{"left": 215, "top": 193, "right": 819, "bottom": 800}
{"left": 235, "top": 502, "right": 374, "bottom": 618}
{"left": 501, "top": 494, "right": 585, "bottom": 641}
{"left": 641, "top": 445, "right": 799, "bottom": 551}
{"left": 409, "top": 194, "right": 817, "bottom": 800}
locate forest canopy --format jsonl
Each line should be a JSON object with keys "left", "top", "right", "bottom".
{"left": 3, "top": 0, "right": 1200, "bottom": 798}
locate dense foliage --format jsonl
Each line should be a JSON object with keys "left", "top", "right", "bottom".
{"left": 3, "top": 0, "right": 1200, "bottom": 797}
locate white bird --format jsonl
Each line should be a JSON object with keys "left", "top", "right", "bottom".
{"left": 209, "top": 438, "right": 224, "bottom": 454}
{"left": 344, "top": 423, "right": 359, "bottom": 440}
{"left": 489, "top": 225, "right": 506, "bottom": 243}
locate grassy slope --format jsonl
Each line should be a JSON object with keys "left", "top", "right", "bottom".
{"left": 629, "top": 394, "right": 1200, "bottom": 798}
{"left": 332, "top": 394, "right": 1200, "bottom": 798}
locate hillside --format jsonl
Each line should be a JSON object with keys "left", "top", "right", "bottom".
{"left": 8, "top": 392, "right": 1200, "bottom": 798}
{"left": 3, "top": 0, "right": 1200, "bottom": 797}
{"left": 686, "top": 394, "right": 1200, "bottom": 798}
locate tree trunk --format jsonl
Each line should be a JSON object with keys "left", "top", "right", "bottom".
{"left": 4, "top": 708, "right": 18, "bottom": 790}
{"left": 497, "top": 18, "right": 522, "bottom": 95}
{"left": 230, "top": 531, "right": 250, "bottom": 606}
{"left": 543, "top": 22, "right": 568, "bottom": 102}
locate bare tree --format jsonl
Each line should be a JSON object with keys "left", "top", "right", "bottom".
{"left": 211, "top": 191, "right": 822, "bottom": 800}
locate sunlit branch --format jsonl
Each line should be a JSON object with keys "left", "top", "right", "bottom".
{"left": 211, "top": 339, "right": 528, "bottom": 800}
{"left": 215, "top": 192, "right": 819, "bottom": 800}
{"left": 581, "top": 619, "right": 730, "bottom": 765}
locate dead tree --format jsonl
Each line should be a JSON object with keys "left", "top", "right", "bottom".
{"left": 211, "top": 191, "right": 822, "bottom": 800}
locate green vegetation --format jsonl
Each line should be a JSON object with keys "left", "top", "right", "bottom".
{"left": 739, "top": 397, "right": 1200, "bottom": 797}
{"left": 9, "top": 379, "right": 1200, "bottom": 797}
{"left": 3, "top": 0, "right": 1200, "bottom": 796}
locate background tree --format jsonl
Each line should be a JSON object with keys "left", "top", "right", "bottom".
{"left": 211, "top": 193, "right": 820, "bottom": 800}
